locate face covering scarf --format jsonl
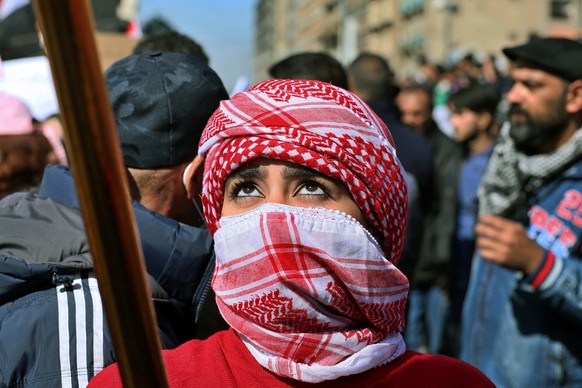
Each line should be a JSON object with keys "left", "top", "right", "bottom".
{"left": 212, "top": 203, "right": 409, "bottom": 383}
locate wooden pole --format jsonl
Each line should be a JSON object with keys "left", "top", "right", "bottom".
{"left": 32, "top": 0, "right": 169, "bottom": 386}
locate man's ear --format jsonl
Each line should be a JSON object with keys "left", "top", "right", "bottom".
{"left": 183, "top": 156, "right": 205, "bottom": 200}
{"left": 566, "top": 80, "right": 582, "bottom": 114}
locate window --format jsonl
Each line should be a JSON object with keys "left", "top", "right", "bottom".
{"left": 550, "top": 0, "right": 571, "bottom": 19}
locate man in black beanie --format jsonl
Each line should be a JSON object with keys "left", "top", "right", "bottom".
{"left": 461, "top": 36, "right": 582, "bottom": 387}
{"left": 0, "top": 51, "right": 229, "bottom": 387}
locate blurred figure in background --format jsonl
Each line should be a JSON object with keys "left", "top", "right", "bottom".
{"left": 396, "top": 83, "right": 463, "bottom": 355}
{"left": 0, "top": 91, "right": 66, "bottom": 199}
{"left": 413, "top": 54, "right": 438, "bottom": 89}
{"left": 446, "top": 83, "right": 500, "bottom": 357}
{"left": 347, "top": 53, "right": 434, "bottom": 282}
{"left": 396, "top": 84, "right": 435, "bottom": 136}
{"left": 268, "top": 51, "right": 349, "bottom": 89}
{"left": 132, "top": 30, "right": 210, "bottom": 65}
{"left": 431, "top": 65, "right": 457, "bottom": 139}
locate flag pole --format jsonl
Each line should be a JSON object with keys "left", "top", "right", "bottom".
{"left": 31, "top": 0, "right": 169, "bottom": 386}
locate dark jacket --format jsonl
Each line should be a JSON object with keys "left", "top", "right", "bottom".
{"left": 414, "top": 123, "right": 464, "bottom": 289}
{"left": 367, "top": 101, "right": 435, "bottom": 280}
{"left": 0, "top": 165, "right": 224, "bottom": 387}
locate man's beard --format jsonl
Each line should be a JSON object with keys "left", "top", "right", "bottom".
{"left": 508, "top": 91, "right": 568, "bottom": 154}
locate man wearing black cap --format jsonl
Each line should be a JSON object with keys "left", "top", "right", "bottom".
{"left": 0, "top": 51, "right": 229, "bottom": 387}
{"left": 460, "top": 37, "right": 582, "bottom": 387}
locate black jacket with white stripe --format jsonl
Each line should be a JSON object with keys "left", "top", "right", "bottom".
{"left": 0, "top": 165, "right": 224, "bottom": 387}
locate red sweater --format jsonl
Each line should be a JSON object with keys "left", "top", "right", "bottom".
{"left": 88, "top": 329, "right": 493, "bottom": 387}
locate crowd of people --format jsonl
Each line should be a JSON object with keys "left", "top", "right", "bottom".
{"left": 1, "top": 19, "right": 582, "bottom": 388}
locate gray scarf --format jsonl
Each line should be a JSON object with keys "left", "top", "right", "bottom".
{"left": 478, "top": 123, "right": 582, "bottom": 223}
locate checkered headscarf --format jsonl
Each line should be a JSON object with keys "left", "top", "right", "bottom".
{"left": 199, "top": 79, "right": 408, "bottom": 263}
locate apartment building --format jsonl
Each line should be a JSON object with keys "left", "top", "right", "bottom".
{"left": 254, "top": 0, "right": 582, "bottom": 83}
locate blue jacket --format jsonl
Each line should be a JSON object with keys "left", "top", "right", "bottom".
{"left": 461, "top": 159, "right": 582, "bottom": 387}
{"left": 0, "top": 165, "right": 220, "bottom": 387}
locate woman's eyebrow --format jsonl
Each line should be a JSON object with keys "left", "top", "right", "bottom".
{"left": 226, "top": 165, "right": 266, "bottom": 183}
{"left": 282, "top": 165, "right": 332, "bottom": 181}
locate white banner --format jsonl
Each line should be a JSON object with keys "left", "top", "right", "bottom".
{"left": 0, "top": 55, "right": 59, "bottom": 121}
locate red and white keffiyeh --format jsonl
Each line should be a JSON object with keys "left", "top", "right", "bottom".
{"left": 212, "top": 203, "right": 408, "bottom": 382}
{"left": 198, "top": 79, "right": 409, "bottom": 382}
{"left": 199, "top": 79, "right": 408, "bottom": 262}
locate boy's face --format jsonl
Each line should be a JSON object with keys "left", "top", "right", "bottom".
{"left": 450, "top": 106, "right": 482, "bottom": 143}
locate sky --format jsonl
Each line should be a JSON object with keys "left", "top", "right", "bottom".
{"left": 139, "top": 0, "right": 257, "bottom": 93}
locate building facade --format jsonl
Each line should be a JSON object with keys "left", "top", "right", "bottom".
{"left": 254, "top": 0, "right": 582, "bottom": 83}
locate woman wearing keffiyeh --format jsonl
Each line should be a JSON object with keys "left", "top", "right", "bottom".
{"left": 90, "top": 79, "right": 492, "bottom": 387}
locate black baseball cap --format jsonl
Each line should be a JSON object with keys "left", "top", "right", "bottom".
{"left": 105, "top": 51, "right": 228, "bottom": 169}
{"left": 502, "top": 37, "right": 582, "bottom": 81}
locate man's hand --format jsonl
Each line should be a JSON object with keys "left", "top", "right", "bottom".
{"left": 475, "top": 214, "right": 545, "bottom": 275}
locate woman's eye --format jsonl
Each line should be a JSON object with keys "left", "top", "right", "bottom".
{"left": 297, "top": 181, "right": 327, "bottom": 196}
{"left": 233, "top": 182, "right": 261, "bottom": 198}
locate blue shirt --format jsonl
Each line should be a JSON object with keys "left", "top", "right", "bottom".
{"left": 456, "top": 146, "right": 494, "bottom": 240}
